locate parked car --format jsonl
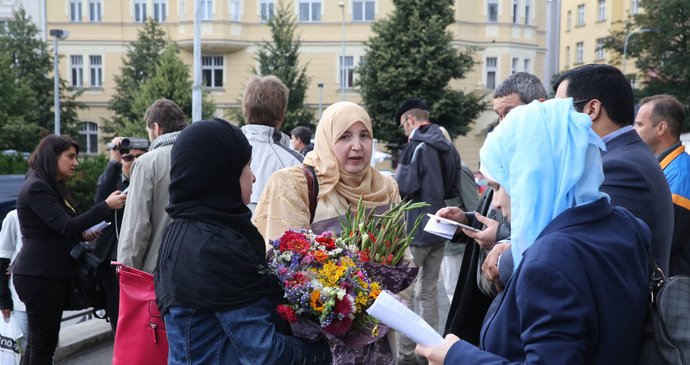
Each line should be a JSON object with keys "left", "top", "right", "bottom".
{"left": 0, "top": 175, "right": 24, "bottom": 221}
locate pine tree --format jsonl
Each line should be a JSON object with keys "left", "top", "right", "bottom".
{"left": 0, "top": 7, "right": 86, "bottom": 150}
{"left": 357, "top": 0, "right": 484, "bottom": 149}
{"left": 604, "top": 0, "right": 690, "bottom": 131}
{"left": 105, "top": 19, "right": 168, "bottom": 136}
{"left": 254, "top": 1, "right": 313, "bottom": 133}
{"left": 120, "top": 44, "right": 215, "bottom": 137}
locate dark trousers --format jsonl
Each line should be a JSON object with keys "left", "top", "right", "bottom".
{"left": 13, "top": 274, "right": 68, "bottom": 365}
{"left": 101, "top": 265, "right": 119, "bottom": 334}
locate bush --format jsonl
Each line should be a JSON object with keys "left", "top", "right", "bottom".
{"left": 68, "top": 154, "right": 108, "bottom": 212}
{"left": 0, "top": 153, "right": 29, "bottom": 174}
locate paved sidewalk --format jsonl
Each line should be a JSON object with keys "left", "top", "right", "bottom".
{"left": 54, "top": 319, "right": 112, "bottom": 362}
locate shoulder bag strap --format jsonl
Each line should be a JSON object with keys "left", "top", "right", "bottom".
{"left": 303, "top": 166, "right": 319, "bottom": 224}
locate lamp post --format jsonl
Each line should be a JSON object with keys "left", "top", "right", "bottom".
{"left": 50, "top": 29, "right": 69, "bottom": 135}
{"left": 317, "top": 83, "right": 324, "bottom": 118}
{"left": 623, "top": 28, "right": 656, "bottom": 75}
{"left": 338, "top": 1, "right": 346, "bottom": 101}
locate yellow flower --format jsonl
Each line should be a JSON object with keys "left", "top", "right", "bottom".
{"left": 369, "top": 282, "right": 381, "bottom": 300}
{"left": 310, "top": 290, "right": 324, "bottom": 312}
{"left": 319, "top": 261, "right": 346, "bottom": 287}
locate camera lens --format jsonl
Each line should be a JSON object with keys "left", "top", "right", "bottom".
{"left": 120, "top": 138, "right": 131, "bottom": 149}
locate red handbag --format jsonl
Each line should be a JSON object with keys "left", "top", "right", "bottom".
{"left": 112, "top": 263, "right": 168, "bottom": 365}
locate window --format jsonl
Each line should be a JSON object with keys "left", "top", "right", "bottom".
{"left": 524, "top": 0, "right": 530, "bottom": 25}
{"left": 70, "top": 0, "right": 82, "bottom": 22}
{"left": 576, "top": 42, "right": 584, "bottom": 64}
{"left": 299, "top": 0, "right": 321, "bottom": 22}
{"left": 487, "top": 0, "right": 498, "bottom": 22}
{"left": 595, "top": 38, "right": 605, "bottom": 60}
{"left": 154, "top": 0, "right": 167, "bottom": 22}
{"left": 200, "top": 0, "right": 213, "bottom": 20}
{"left": 89, "top": 55, "right": 102, "bottom": 87}
{"left": 523, "top": 58, "right": 531, "bottom": 72}
{"left": 78, "top": 122, "right": 99, "bottom": 155}
{"left": 512, "top": 0, "right": 519, "bottom": 23}
{"left": 340, "top": 56, "right": 354, "bottom": 89}
{"left": 565, "top": 46, "right": 570, "bottom": 67}
{"left": 566, "top": 10, "right": 571, "bottom": 31}
{"left": 89, "top": 0, "right": 102, "bottom": 22}
{"left": 486, "top": 57, "right": 497, "bottom": 89}
{"left": 512, "top": 57, "right": 519, "bottom": 74}
{"left": 260, "top": 0, "right": 274, "bottom": 22}
{"left": 71, "top": 55, "right": 84, "bottom": 87}
{"left": 577, "top": 4, "right": 585, "bottom": 25}
{"left": 202, "top": 56, "right": 223, "bottom": 88}
{"left": 631, "top": 0, "right": 639, "bottom": 15}
{"left": 353, "top": 0, "right": 375, "bottom": 22}
{"left": 134, "top": 0, "right": 147, "bottom": 22}
{"left": 230, "top": 0, "right": 240, "bottom": 21}
{"left": 597, "top": 0, "right": 605, "bottom": 21}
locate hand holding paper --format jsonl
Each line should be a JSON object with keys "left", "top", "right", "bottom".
{"left": 366, "top": 291, "right": 443, "bottom": 346}
{"left": 84, "top": 221, "right": 111, "bottom": 236}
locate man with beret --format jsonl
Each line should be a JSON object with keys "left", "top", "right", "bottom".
{"left": 395, "top": 98, "right": 461, "bottom": 365}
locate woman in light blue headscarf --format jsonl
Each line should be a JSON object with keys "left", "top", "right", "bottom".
{"left": 417, "top": 98, "right": 650, "bottom": 365}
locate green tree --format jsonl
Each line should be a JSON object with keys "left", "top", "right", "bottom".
{"left": 0, "top": 7, "right": 86, "bottom": 151}
{"left": 104, "top": 19, "right": 168, "bottom": 136}
{"left": 121, "top": 44, "right": 215, "bottom": 136}
{"left": 603, "top": 0, "right": 690, "bottom": 131}
{"left": 253, "top": 1, "right": 314, "bottom": 132}
{"left": 357, "top": 0, "right": 485, "bottom": 149}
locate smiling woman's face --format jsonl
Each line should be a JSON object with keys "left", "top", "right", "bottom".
{"left": 333, "top": 121, "right": 373, "bottom": 174}
{"left": 57, "top": 146, "right": 78, "bottom": 181}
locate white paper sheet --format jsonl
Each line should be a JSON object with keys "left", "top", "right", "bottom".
{"left": 84, "top": 221, "right": 111, "bottom": 235}
{"left": 423, "top": 216, "right": 457, "bottom": 239}
{"left": 366, "top": 291, "right": 444, "bottom": 346}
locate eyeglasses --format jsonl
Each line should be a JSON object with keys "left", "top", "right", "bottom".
{"left": 572, "top": 99, "right": 594, "bottom": 107}
{"left": 400, "top": 115, "right": 411, "bottom": 130}
{"left": 121, "top": 154, "right": 142, "bottom": 162}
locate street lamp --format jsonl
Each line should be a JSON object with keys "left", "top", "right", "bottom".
{"left": 317, "top": 83, "right": 324, "bottom": 118}
{"left": 623, "top": 28, "right": 657, "bottom": 75}
{"left": 338, "top": 1, "right": 346, "bottom": 101}
{"left": 50, "top": 29, "right": 69, "bottom": 135}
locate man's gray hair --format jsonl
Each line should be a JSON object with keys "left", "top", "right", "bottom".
{"left": 493, "top": 72, "right": 548, "bottom": 104}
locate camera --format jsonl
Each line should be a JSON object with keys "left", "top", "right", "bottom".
{"left": 108, "top": 137, "right": 150, "bottom": 155}
{"left": 70, "top": 241, "right": 102, "bottom": 278}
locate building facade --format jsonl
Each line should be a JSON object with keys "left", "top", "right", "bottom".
{"left": 41, "top": 0, "right": 546, "bottom": 168}
{"left": 559, "top": 0, "right": 639, "bottom": 73}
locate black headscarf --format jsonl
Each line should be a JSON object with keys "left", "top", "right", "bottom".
{"left": 159, "top": 118, "right": 277, "bottom": 312}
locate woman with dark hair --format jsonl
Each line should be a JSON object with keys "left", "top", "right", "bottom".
{"left": 12, "top": 135, "right": 127, "bottom": 365}
{"left": 155, "top": 118, "right": 331, "bottom": 364}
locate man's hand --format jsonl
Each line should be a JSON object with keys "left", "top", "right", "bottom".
{"left": 416, "top": 334, "right": 460, "bottom": 365}
{"left": 482, "top": 242, "right": 511, "bottom": 292}
{"left": 109, "top": 137, "right": 123, "bottom": 163}
{"left": 464, "top": 213, "right": 499, "bottom": 250}
{"left": 436, "top": 206, "right": 468, "bottom": 224}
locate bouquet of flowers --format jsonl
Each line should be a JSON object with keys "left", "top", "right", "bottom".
{"left": 268, "top": 229, "right": 385, "bottom": 341}
{"left": 339, "top": 198, "right": 428, "bottom": 265}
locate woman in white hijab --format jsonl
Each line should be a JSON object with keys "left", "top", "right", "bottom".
{"left": 417, "top": 98, "right": 650, "bottom": 364}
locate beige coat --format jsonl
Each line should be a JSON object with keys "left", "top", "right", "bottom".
{"left": 117, "top": 144, "right": 173, "bottom": 273}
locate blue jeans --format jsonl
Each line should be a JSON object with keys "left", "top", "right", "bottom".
{"left": 165, "top": 296, "right": 330, "bottom": 365}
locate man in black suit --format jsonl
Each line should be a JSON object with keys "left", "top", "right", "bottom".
{"left": 554, "top": 64, "right": 673, "bottom": 275}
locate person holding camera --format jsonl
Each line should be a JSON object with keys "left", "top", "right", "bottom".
{"left": 12, "top": 135, "right": 127, "bottom": 365}
{"left": 93, "top": 136, "right": 148, "bottom": 334}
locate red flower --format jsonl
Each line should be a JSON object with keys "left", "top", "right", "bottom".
{"left": 315, "top": 234, "right": 336, "bottom": 250}
{"left": 334, "top": 296, "right": 353, "bottom": 317}
{"left": 279, "top": 231, "right": 310, "bottom": 255}
{"left": 324, "top": 317, "right": 353, "bottom": 337}
{"left": 285, "top": 272, "right": 309, "bottom": 288}
{"left": 358, "top": 249, "right": 370, "bottom": 262}
{"left": 276, "top": 304, "right": 298, "bottom": 323}
{"left": 367, "top": 232, "right": 377, "bottom": 243}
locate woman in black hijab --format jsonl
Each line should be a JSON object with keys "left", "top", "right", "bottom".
{"left": 155, "top": 118, "right": 331, "bottom": 364}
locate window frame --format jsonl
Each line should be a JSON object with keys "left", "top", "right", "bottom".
{"left": 70, "top": 0, "right": 82, "bottom": 22}
{"left": 134, "top": 0, "right": 147, "bottom": 22}
{"left": 88, "top": 0, "right": 102, "bottom": 22}
{"left": 352, "top": 0, "right": 375, "bottom": 22}
{"left": 577, "top": 4, "right": 585, "bottom": 26}
{"left": 576, "top": 42, "right": 584, "bottom": 64}
{"left": 201, "top": 55, "right": 224, "bottom": 88}
{"left": 200, "top": 0, "right": 213, "bottom": 20}
{"left": 485, "top": 56, "right": 498, "bottom": 90}
{"left": 78, "top": 121, "right": 99, "bottom": 155}
{"left": 70, "top": 55, "right": 84, "bottom": 88}
{"left": 512, "top": 0, "right": 519, "bottom": 24}
{"left": 299, "top": 0, "right": 321, "bottom": 22}
{"left": 597, "top": 0, "right": 606, "bottom": 21}
{"left": 154, "top": 0, "right": 167, "bottom": 22}
{"left": 339, "top": 55, "right": 355, "bottom": 89}
{"left": 524, "top": 0, "right": 530, "bottom": 25}
{"left": 89, "top": 55, "right": 102, "bottom": 88}
{"left": 487, "top": 0, "right": 499, "bottom": 23}
{"left": 260, "top": 0, "right": 274, "bottom": 22}
{"left": 595, "top": 38, "right": 605, "bottom": 60}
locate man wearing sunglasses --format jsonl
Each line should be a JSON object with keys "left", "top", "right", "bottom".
{"left": 93, "top": 136, "right": 148, "bottom": 333}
